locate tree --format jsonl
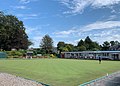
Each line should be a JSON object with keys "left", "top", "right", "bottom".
{"left": 108, "top": 41, "right": 120, "bottom": 50}
{"left": 40, "top": 35, "right": 53, "bottom": 54}
{"left": 102, "top": 41, "right": 110, "bottom": 50}
{"left": 77, "top": 45, "right": 86, "bottom": 51}
{"left": 0, "top": 12, "right": 31, "bottom": 50}
{"left": 77, "top": 39, "right": 84, "bottom": 46}
{"left": 62, "top": 47, "right": 69, "bottom": 52}
{"left": 84, "top": 36, "right": 93, "bottom": 50}
{"left": 77, "top": 39, "right": 86, "bottom": 51}
{"left": 114, "top": 41, "right": 120, "bottom": 45}
{"left": 57, "top": 42, "right": 74, "bottom": 52}
{"left": 57, "top": 41, "right": 65, "bottom": 53}
{"left": 109, "top": 41, "right": 120, "bottom": 47}
{"left": 89, "top": 42, "right": 101, "bottom": 51}
{"left": 110, "top": 41, "right": 115, "bottom": 46}
{"left": 65, "top": 44, "right": 74, "bottom": 52}
{"left": 76, "top": 36, "right": 101, "bottom": 51}
{"left": 84, "top": 36, "right": 92, "bottom": 44}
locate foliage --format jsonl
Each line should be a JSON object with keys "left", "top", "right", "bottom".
{"left": 57, "top": 36, "right": 101, "bottom": 52}
{"left": 110, "top": 41, "right": 120, "bottom": 46}
{"left": 57, "top": 36, "right": 120, "bottom": 52}
{"left": 57, "top": 41, "right": 65, "bottom": 53}
{"left": 6, "top": 50, "right": 24, "bottom": 58}
{"left": 77, "top": 36, "right": 100, "bottom": 51}
{"left": 57, "top": 42, "right": 74, "bottom": 52}
{"left": 33, "top": 48, "right": 46, "bottom": 55}
{"left": 101, "top": 41, "right": 110, "bottom": 51}
{"left": 0, "top": 11, "right": 32, "bottom": 50}
{"left": 101, "top": 41, "right": 120, "bottom": 51}
{"left": 40, "top": 35, "right": 53, "bottom": 54}
{"left": 65, "top": 44, "right": 74, "bottom": 51}
{"left": 50, "top": 54, "right": 56, "bottom": 58}
{"left": 77, "top": 45, "right": 86, "bottom": 51}
{"left": 77, "top": 39, "right": 84, "bottom": 46}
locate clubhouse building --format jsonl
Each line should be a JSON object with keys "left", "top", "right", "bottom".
{"left": 61, "top": 51, "right": 120, "bottom": 60}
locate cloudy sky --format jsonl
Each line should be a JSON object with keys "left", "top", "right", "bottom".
{"left": 0, "top": 0, "right": 120, "bottom": 48}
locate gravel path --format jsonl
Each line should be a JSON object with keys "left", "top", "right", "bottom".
{"left": 0, "top": 73, "right": 43, "bottom": 86}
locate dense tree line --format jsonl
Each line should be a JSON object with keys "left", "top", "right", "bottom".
{"left": 0, "top": 11, "right": 32, "bottom": 50}
{"left": 57, "top": 36, "right": 120, "bottom": 53}
{"left": 39, "top": 35, "right": 120, "bottom": 55}
{"left": 38, "top": 35, "right": 120, "bottom": 55}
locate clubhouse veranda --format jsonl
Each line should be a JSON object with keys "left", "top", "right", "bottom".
{"left": 61, "top": 51, "right": 120, "bottom": 60}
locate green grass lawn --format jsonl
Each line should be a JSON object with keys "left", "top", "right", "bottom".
{"left": 0, "top": 59, "right": 120, "bottom": 86}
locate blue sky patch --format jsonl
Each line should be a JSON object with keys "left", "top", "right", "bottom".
{"left": 0, "top": 0, "right": 120, "bottom": 47}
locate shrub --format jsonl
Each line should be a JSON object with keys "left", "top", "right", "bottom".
{"left": 6, "top": 51, "right": 24, "bottom": 58}
{"left": 50, "top": 54, "right": 56, "bottom": 58}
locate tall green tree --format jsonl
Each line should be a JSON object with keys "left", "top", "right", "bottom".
{"left": 57, "top": 42, "right": 74, "bottom": 52}
{"left": 40, "top": 35, "right": 53, "bottom": 54}
{"left": 77, "top": 36, "right": 100, "bottom": 51}
{"left": 77, "top": 39, "right": 86, "bottom": 51}
{"left": 110, "top": 41, "right": 115, "bottom": 46}
{"left": 109, "top": 41, "right": 120, "bottom": 47}
{"left": 84, "top": 36, "right": 93, "bottom": 50}
{"left": 102, "top": 41, "right": 110, "bottom": 50}
{"left": 77, "top": 45, "right": 86, "bottom": 51}
{"left": 65, "top": 44, "right": 74, "bottom": 52}
{"left": 0, "top": 12, "right": 31, "bottom": 50}
{"left": 57, "top": 41, "right": 65, "bottom": 53}
{"left": 77, "top": 39, "right": 84, "bottom": 46}
{"left": 90, "top": 42, "right": 101, "bottom": 51}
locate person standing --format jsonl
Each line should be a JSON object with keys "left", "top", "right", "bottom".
{"left": 99, "top": 56, "right": 102, "bottom": 64}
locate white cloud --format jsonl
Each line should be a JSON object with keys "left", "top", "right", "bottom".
{"left": 30, "top": 36, "right": 42, "bottom": 48}
{"left": 54, "top": 29, "right": 77, "bottom": 35}
{"left": 11, "top": 5, "right": 29, "bottom": 10}
{"left": 61, "top": 0, "right": 92, "bottom": 14}
{"left": 92, "top": 0, "right": 120, "bottom": 8}
{"left": 16, "top": 13, "right": 39, "bottom": 20}
{"left": 53, "top": 20, "right": 120, "bottom": 45}
{"left": 54, "top": 21, "right": 120, "bottom": 36}
{"left": 25, "top": 25, "right": 52, "bottom": 48}
{"left": 107, "top": 15, "right": 117, "bottom": 20}
{"left": 25, "top": 26, "right": 42, "bottom": 48}
{"left": 14, "top": 6, "right": 28, "bottom": 9}
{"left": 91, "top": 29, "right": 120, "bottom": 44}
{"left": 19, "top": 0, "right": 30, "bottom": 4}
{"left": 17, "top": 14, "right": 38, "bottom": 17}
{"left": 81, "top": 21, "right": 120, "bottom": 32}
{"left": 19, "top": 0, "right": 38, "bottom": 4}
{"left": 25, "top": 26, "right": 41, "bottom": 35}
{"left": 59, "top": 0, "right": 120, "bottom": 14}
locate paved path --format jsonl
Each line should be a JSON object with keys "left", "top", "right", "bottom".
{"left": 80, "top": 71, "right": 120, "bottom": 86}
{"left": 105, "top": 74, "right": 120, "bottom": 86}
{"left": 0, "top": 73, "right": 43, "bottom": 86}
